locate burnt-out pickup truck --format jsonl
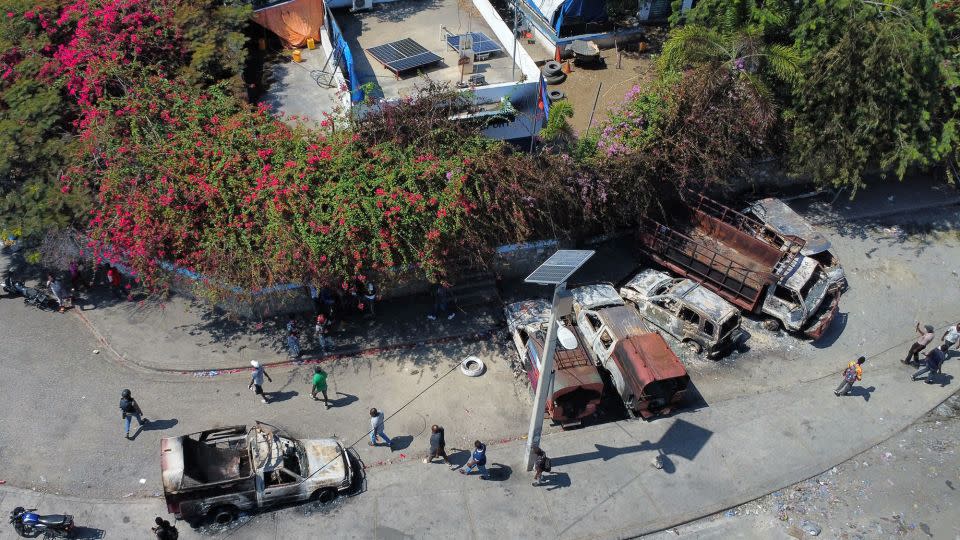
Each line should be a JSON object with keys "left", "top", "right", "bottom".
{"left": 161, "top": 422, "right": 353, "bottom": 527}
{"left": 638, "top": 193, "right": 840, "bottom": 338}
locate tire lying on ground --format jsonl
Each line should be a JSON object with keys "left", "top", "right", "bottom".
{"left": 547, "top": 89, "right": 565, "bottom": 102}
{"left": 460, "top": 356, "right": 486, "bottom": 377}
{"left": 542, "top": 60, "right": 562, "bottom": 76}
{"left": 543, "top": 71, "right": 566, "bottom": 85}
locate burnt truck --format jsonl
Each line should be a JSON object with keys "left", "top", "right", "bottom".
{"left": 637, "top": 193, "right": 840, "bottom": 338}
{"left": 742, "top": 197, "right": 848, "bottom": 292}
{"left": 161, "top": 422, "right": 353, "bottom": 527}
{"left": 505, "top": 300, "right": 605, "bottom": 428}
{"left": 570, "top": 284, "right": 690, "bottom": 419}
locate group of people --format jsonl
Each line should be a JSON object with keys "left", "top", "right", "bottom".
{"left": 42, "top": 260, "right": 129, "bottom": 312}
{"left": 836, "top": 321, "right": 959, "bottom": 396}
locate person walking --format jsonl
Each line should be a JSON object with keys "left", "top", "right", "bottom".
{"left": 911, "top": 347, "right": 946, "bottom": 384}
{"left": 311, "top": 366, "right": 330, "bottom": 407}
{"left": 427, "top": 282, "right": 455, "bottom": 320}
{"left": 457, "top": 440, "right": 488, "bottom": 479}
{"left": 286, "top": 330, "right": 302, "bottom": 359}
{"left": 46, "top": 274, "right": 69, "bottom": 313}
{"left": 904, "top": 323, "right": 936, "bottom": 365}
{"left": 531, "top": 447, "right": 552, "bottom": 486}
{"left": 423, "top": 425, "right": 449, "bottom": 464}
{"left": 248, "top": 361, "right": 273, "bottom": 403}
{"left": 119, "top": 389, "right": 147, "bottom": 439}
{"left": 152, "top": 517, "right": 178, "bottom": 539}
{"left": 368, "top": 408, "right": 393, "bottom": 448}
{"left": 314, "top": 313, "right": 332, "bottom": 352}
{"left": 834, "top": 356, "right": 866, "bottom": 396}
{"left": 941, "top": 322, "right": 960, "bottom": 353}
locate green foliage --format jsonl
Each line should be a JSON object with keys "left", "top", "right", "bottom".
{"left": 172, "top": 0, "right": 252, "bottom": 95}
{"left": 789, "top": 1, "right": 943, "bottom": 190}
{"left": 540, "top": 100, "right": 573, "bottom": 142}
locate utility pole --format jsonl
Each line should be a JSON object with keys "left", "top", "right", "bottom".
{"left": 522, "top": 250, "right": 594, "bottom": 471}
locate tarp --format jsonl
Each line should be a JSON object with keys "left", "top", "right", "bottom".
{"left": 252, "top": 0, "right": 324, "bottom": 48}
{"left": 525, "top": 0, "right": 607, "bottom": 32}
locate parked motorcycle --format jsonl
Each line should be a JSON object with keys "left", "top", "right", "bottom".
{"left": 9, "top": 507, "right": 75, "bottom": 538}
{"left": 2, "top": 276, "right": 54, "bottom": 310}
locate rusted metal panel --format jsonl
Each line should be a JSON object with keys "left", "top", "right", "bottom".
{"left": 746, "top": 198, "right": 830, "bottom": 255}
{"left": 612, "top": 333, "right": 689, "bottom": 417}
{"left": 595, "top": 305, "right": 650, "bottom": 338}
{"left": 803, "top": 291, "right": 840, "bottom": 339}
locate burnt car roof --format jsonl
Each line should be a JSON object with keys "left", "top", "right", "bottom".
{"left": 623, "top": 269, "right": 738, "bottom": 321}
{"left": 747, "top": 198, "right": 831, "bottom": 256}
{"left": 571, "top": 283, "right": 625, "bottom": 310}
{"left": 595, "top": 305, "right": 649, "bottom": 338}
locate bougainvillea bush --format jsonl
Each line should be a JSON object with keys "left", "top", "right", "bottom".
{"left": 70, "top": 70, "right": 572, "bottom": 292}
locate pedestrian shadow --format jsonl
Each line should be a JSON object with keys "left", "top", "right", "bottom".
{"left": 71, "top": 526, "right": 106, "bottom": 539}
{"left": 847, "top": 385, "right": 876, "bottom": 402}
{"left": 930, "top": 373, "right": 954, "bottom": 387}
{"left": 142, "top": 418, "right": 179, "bottom": 431}
{"left": 389, "top": 435, "right": 413, "bottom": 451}
{"left": 328, "top": 391, "right": 358, "bottom": 408}
{"left": 540, "top": 471, "right": 571, "bottom": 490}
{"left": 446, "top": 448, "right": 471, "bottom": 467}
{"left": 483, "top": 463, "right": 511, "bottom": 481}
{"left": 268, "top": 390, "right": 299, "bottom": 403}
{"left": 550, "top": 418, "right": 712, "bottom": 475}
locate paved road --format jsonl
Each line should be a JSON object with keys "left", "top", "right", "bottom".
{"left": 0, "top": 181, "right": 958, "bottom": 538}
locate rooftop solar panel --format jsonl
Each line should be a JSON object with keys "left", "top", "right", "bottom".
{"left": 367, "top": 38, "right": 443, "bottom": 76}
{"left": 445, "top": 32, "right": 503, "bottom": 59}
{"left": 525, "top": 250, "right": 595, "bottom": 285}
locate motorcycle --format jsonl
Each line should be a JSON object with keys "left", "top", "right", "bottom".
{"left": 9, "top": 507, "right": 75, "bottom": 538}
{"left": 2, "top": 276, "right": 54, "bottom": 311}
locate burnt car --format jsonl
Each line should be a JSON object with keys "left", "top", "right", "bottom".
{"left": 505, "top": 300, "right": 604, "bottom": 428}
{"left": 619, "top": 269, "right": 742, "bottom": 358}
{"left": 743, "top": 197, "right": 848, "bottom": 291}
{"left": 161, "top": 422, "right": 353, "bottom": 527}
{"left": 570, "top": 284, "right": 691, "bottom": 419}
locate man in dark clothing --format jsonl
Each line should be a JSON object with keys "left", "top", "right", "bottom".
{"left": 427, "top": 283, "right": 455, "bottom": 320}
{"left": 423, "top": 425, "right": 449, "bottom": 464}
{"left": 532, "top": 447, "right": 551, "bottom": 486}
{"left": 120, "top": 389, "right": 147, "bottom": 439}
{"left": 152, "top": 517, "right": 178, "bottom": 539}
{"left": 911, "top": 347, "right": 946, "bottom": 384}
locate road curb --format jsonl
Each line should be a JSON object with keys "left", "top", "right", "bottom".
{"left": 71, "top": 307, "right": 504, "bottom": 377}
{"left": 810, "top": 197, "right": 960, "bottom": 226}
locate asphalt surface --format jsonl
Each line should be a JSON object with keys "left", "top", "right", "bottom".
{"left": 0, "top": 180, "right": 958, "bottom": 539}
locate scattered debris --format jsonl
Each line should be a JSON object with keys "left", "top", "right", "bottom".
{"left": 800, "top": 520, "right": 821, "bottom": 536}
{"left": 92, "top": 349, "right": 100, "bottom": 354}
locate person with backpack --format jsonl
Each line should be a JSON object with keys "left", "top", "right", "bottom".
{"left": 532, "top": 447, "right": 552, "bottom": 486}
{"left": 314, "top": 313, "right": 332, "bottom": 352}
{"left": 911, "top": 347, "right": 946, "bottom": 384}
{"left": 119, "top": 389, "right": 148, "bottom": 439}
{"left": 834, "top": 356, "right": 866, "bottom": 396}
{"left": 457, "top": 440, "right": 488, "bottom": 479}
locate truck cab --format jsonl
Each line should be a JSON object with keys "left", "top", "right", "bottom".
{"left": 761, "top": 255, "right": 838, "bottom": 337}
{"left": 570, "top": 284, "right": 689, "bottom": 418}
{"left": 161, "top": 423, "right": 353, "bottom": 527}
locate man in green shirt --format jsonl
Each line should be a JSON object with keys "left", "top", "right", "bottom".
{"left": 311, "top": 366, "right": 329, "bottom": 408}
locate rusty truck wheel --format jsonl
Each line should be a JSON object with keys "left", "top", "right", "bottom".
{"left": 209, "top": 505, "right": 237, "bottom": 526}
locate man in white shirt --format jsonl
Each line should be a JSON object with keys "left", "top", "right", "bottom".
{"left": 941, "top": 323, "right": 960, "bottom": 353}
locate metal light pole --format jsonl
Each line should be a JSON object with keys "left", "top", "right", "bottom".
{"left": 512, "top": 0, "right": 519, "bottom": 80}
{"left": 522, "top": 250, "right": 594, "bottom": 471}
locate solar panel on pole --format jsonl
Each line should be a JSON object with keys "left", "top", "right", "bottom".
{"left": 524, "top": 249, "right": 595, "bottom": 285}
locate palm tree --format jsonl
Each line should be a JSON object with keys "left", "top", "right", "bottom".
{"left": 657, "top": 24, "right": 801, "bottom": 100}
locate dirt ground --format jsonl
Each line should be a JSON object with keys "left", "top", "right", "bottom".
{"left": 645, "top": 393, "right": 960, "bottom": 540}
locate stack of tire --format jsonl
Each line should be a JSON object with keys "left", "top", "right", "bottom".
{"left": 541, "top": 60, "right": 565, "bottom": 103}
